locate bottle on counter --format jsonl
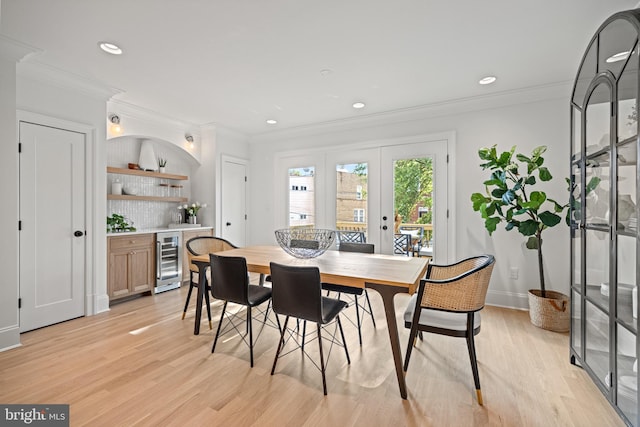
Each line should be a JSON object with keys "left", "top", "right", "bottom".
{"left": 112, "top": 179, "right": 122, "bottom": 195}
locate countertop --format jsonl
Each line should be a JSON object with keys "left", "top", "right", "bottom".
{"left": 107, "top": 225, "right": 214, "bottom": 237}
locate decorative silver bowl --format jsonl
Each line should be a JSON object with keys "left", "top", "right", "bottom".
{"left": 274, "top": 228, "right": 336, "bottom": 259}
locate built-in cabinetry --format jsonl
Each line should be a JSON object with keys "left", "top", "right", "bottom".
{"left": 570, "top": 9, "right": 639, "bottom": 426}
{"left": 182, "top": 228, "right": 214, "bottom": 283}
{"left": 108, "top": 233, "right": 156, "bottom": 301}
{"left": 107, "top": 167, "right": 188, "bottom": 203}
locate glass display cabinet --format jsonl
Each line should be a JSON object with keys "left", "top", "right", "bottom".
{"left": 570, "top": 9, "right": 640, "bottom": 426}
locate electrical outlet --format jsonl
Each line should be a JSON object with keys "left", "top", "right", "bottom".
{"left": 510, "top": 267, "right": 519, "bottom": 280}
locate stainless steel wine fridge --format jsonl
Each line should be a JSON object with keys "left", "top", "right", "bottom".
{"left": 155, "top": 231, "right": 182, "bottom": 293}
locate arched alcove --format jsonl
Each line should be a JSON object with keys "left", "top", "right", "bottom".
{"left": 107, "top": 135, "right": 202, "bottom": 229}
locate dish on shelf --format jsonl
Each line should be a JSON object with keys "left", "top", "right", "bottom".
{"left": 122, "top": 186, "right": 138, "bottom": 196}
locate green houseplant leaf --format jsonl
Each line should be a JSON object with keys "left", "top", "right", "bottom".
{"left": 470, "top": 145, "right": 568, "bottom": 294}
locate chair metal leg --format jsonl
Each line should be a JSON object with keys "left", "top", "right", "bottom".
{"left": 465, "top": 313, "right": 483, "bottom": 405}
{"left": 248, "top": 306, "right": 254, "bottom": 367}
{"left": 316, "top": 323, "right": 327, "bottom": 395}
{"left": 212, "top": 301, "right": 228, "bottom": 353}
{"left": 301, "top": 320, "right": 307, "bottom": 353}
{"left": 364, "top": 290, "right": 376, "bottom": 328}
{"left": 271, "top": 316, "right": 290, "bottom": 375}
{"left": 354, "top": 294, "right": 363, "bottom": 346}
{"left": 336, "top": 316, "right": 350, "bottom": 364}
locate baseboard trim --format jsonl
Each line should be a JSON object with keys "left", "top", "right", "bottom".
{"left": 0, "top": 325, "right": 20, "bottom": 352}
{"left": 486, "top": 289, "right": 529, "bottom": 310}
{"left": 95, "top": 294, "right": 110, "bottom": 314}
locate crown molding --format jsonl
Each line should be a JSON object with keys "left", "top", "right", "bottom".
{"left": 108, "top": 98, "right": 200, "bottom": 136}
{"left": 17, "top": 59, "right": 122, "bottom": 100}
{"left": 0, "top": 34, "right": 39, "bottom": 62}
{"left": 250, "top": 81, "right": 573, "bottom": 144}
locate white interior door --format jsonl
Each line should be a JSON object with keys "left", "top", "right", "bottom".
{"left": 380, "top": 141, "right": 449, "bottom": 262}
{"left": 221, "top": 158, "right": 247, "bottom": 246}
{"left": 19, "top": 121, "right": 85, "bottom": 332}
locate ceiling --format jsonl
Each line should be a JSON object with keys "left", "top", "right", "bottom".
{"left": 1, "top": 0, "right": 638, "bottom": 136}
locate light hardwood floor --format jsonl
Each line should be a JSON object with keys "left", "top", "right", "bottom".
{"left": 0, "top": 285, "right": 625, "bottom": 427}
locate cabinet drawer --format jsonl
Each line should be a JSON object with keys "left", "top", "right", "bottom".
{"left": 109, "top": 233, "right": 154, "bottom": 251}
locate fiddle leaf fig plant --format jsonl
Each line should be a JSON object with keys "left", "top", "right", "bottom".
{"left": 471, "top": 145, "right": 567, "bottom": 296}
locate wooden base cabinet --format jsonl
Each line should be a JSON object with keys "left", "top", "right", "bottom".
{"left": 182, "top": 228, "right": 214, "bottom": 283}
{"left": 108, "top": 234, "right": 155, "bottom": 301}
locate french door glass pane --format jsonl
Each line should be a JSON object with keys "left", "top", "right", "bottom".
{"left": 393, "top": 156, "right": 433, "bottom": 257}
{"left": 336, "top": 163, "right": 368, "bottom": 240}
{"left": 288, "top": 167, "right": 315, "bottom": 228}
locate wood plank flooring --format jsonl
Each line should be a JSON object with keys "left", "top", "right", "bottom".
{"left": 0, "top": 285, "right": 625, "bottom": 426}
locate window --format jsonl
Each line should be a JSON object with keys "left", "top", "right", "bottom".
{"left": 354, "top": 209, "right": 365, "bottom": 222}
{"left": 356, "top": 185, "right": 363, "bottom": 200}
{"left": 289, "top": 167, "right": 315, "bottom": 227}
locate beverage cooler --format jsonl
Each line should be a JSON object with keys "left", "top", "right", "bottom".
{"left": 156, "top": 231, "right": 182, "bottom": 293}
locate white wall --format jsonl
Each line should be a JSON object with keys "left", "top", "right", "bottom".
{"left": 0, "top": 38, "right": 22, "bottom": 350}
{"left": 17, "top": 67, "right": 113, "bottom": 317}
{"left": 211, "top": 126, "right": 250, "bottom": 236}
{"left": 249, "top": 84, "right": 571, "bottom": 309}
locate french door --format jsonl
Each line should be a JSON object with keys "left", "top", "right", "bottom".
{"left": 326, "top": 140, "right": 450, "bottom": 262}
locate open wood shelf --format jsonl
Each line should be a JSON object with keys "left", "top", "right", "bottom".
{"left": 107, "top": 195, "right": 188, "bottom": 202}
{"left": 107, "top": 166, "right": 188, "bottom": 181}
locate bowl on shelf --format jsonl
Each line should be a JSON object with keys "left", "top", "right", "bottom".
{"left": 275, "top": 228, "right": 335, "bottom": 259}
{"left": 123, "top": 186, "right": 138, "bottom": 195}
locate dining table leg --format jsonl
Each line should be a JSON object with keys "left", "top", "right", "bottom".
{"left": 365, "top": 281, "right": 408, "bottom": 399}
{"left": 193, "top": 259, "right": 208, "bottom": 335}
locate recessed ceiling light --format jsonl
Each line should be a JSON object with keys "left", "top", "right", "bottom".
{"left": 606, "top": 51, "right": 630, "bottom": 63}
{"left": 478, "top": 76, "right": 497, "bottom": 85}
{"left": 266, "top": 119, "right": 278, "bottom": 125}
{"left": 99, "top": 42, "right": 122, "bottom": 55}
{"left": 352, "top": 102, "right": 366, "bottom": 109}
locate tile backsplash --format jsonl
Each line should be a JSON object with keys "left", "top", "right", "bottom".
{"left": 107, "top": 137, "right": 194, "bottom": 230}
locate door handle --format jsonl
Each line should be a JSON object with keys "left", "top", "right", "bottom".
{"left": 74, "top": 230, "right": 84, "bottom": 237}
{"left": 226, "top": 222, "right": 231, "bottom": 226}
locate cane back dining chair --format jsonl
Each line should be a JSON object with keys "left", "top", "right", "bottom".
{"left": 403, "top": 254, "right": 495, "bottom": 405}
{"left": 322, "top": 242, "right": 376, "bottom": 345}
{"left": 269, "top": 262, "right": 351, "bottom": 395}
{"left": 209, "top": 254, "right": 276, "bottom": 367}
{"left": 183, "top": 236, "right": 237, "bottom": 328}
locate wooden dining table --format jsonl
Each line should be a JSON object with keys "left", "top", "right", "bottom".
{"left": 191, "top": 245, "right": 429, "bottom": 399}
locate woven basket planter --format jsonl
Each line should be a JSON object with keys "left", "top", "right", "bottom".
{"left": 528, "top": 289, "right": 570, "bottom": 332}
